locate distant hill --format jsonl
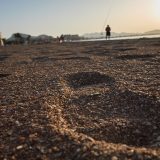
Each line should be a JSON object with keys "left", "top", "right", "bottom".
{"left": 144, "top": 30, "right": 160, "bottom": 35}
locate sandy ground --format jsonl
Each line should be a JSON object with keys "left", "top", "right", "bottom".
{"left": 0, "top": 38, "right": 160, "bottom": 159}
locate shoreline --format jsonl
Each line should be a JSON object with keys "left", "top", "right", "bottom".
{"left": 72, "top": 34, "right": 160, "bottom": 42}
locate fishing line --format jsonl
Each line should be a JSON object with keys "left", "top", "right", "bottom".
{"left": 101, "top": 0, "right": 114, "bottom": 34}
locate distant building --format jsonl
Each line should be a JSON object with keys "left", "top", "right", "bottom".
{"left": 64, "top": 34, "right": 83, "bottom": 41}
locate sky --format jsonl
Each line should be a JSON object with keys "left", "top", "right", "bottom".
{"left": 0, "top": 0, "right": 160, "bottom": 38}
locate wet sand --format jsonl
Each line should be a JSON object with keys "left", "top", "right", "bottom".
{"left": 0, "top": 38, "right": 160, "bottom": 159}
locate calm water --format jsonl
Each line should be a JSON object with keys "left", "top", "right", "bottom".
{"left": 111, "top": 34, "right": 160, "bottom": 40}
{"left": 73, "top": 34, "right": 160, "bottom": 42}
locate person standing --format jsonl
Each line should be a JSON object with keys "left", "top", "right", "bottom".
{"left": 0, "top": 32, "right": 4, "bottom": 46}
{"left": 105, "top": 25, "right": 111, "bottom": 40}
{"left": 59, "top": 34, "right": 64, "bottom": 43}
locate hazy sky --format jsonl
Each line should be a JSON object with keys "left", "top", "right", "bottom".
{"left": 1, "top": 0, "right": 160, "bottom": 38}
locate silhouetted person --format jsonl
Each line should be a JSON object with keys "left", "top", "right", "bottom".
{"left": 105, "top": 25, "right": 111, "bottom": 40}
{"left": 59, "top": 34, "right": 64, "bottom": 43}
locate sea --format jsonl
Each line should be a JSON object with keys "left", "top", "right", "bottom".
{"left": 73, "top": 34, "right": 160, "bottom": 42}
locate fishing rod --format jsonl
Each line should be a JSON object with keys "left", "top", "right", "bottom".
{"left": 101, "top": 0, "right": 114, "bottom": 35}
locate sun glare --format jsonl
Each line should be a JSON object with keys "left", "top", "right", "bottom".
{"left": 154, "top": 0, "right": 160, "bottom": 18}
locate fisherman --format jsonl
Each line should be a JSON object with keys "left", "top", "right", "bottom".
{"left": 105, "top": 25, "right": 111, "bottom": 40}
{"left": 0, "top": 32, "right": 4, "bottom": 46}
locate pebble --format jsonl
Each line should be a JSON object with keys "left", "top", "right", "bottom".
{"left": 7, "top": 130, "right": 13, "bottom": 136}
{"left": 151, "top": 142, "right": 160, "bottom": 147}
{"left": 16, "top": 145, "right": 24, "bottom": 150}
{"left": 37, "top": 146, "right": 45, "bottom": 153}
{"left": 134, "top": 129, "right": 141, "bottom": 134}
{"left": 52, "top": 146, "right": 59, "bottom": 152}
{"left": 17, "top": 103, "right": 26, "bottom": 107}
{"left": 137, "top": 154, "right": 143, "bottom": 160}
{"left": 145, "top": 121, "right": 152, "bottom": 126}
{"left": 53, "top": 152, "right": 63, "bottom": 158}
{"left": 92, "top": 151, "right": 99, "bottom": 156}
{"left": 153, "top": 126, "right": 157, "bottom": 130}
{"left": 15, "top": 120, "right": 21, "bottom": 126}
{"left": 76, "top": 148, "right": 81, "bottom": 153}
{"left": 112, "top": 156, "right": 118, "bottom": 160}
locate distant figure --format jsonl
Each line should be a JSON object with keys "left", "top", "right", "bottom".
{"left": 25, "top": 35, "right": 31, "bottom": 45}
{"left": 0, "top": 32, "right": 4, "bottom": 46}
{"left": 59, "top": 34, "right": 64, "bottom": 43}
{"left": 105, "top": 25, "right": 111, "bottom": 40}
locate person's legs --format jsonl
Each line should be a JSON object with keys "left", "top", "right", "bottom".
{"left": 106, "top": 33, "right": 108, "bottom": 40}
{"left": 107, "top": 32, "right": 111, "bottom": 40}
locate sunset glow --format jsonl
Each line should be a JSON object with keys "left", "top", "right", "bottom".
{"left": 0, "top": 0, "right": 159, "bottom": 38}
{"left": 154, "top": 0, "right": 160, "bottom": 18}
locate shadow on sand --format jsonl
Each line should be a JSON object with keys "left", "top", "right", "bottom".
{"left": 115, "top": 54, "right": 157, "bottom": 60}
{"left": 64, "top": 89, "right": 160, "bottom": 147}
{"left": 66, "top": 72, "right": 115, "bottom": 89}
{"left": 0, "top": 54, "right": 10, "bottom": 61}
